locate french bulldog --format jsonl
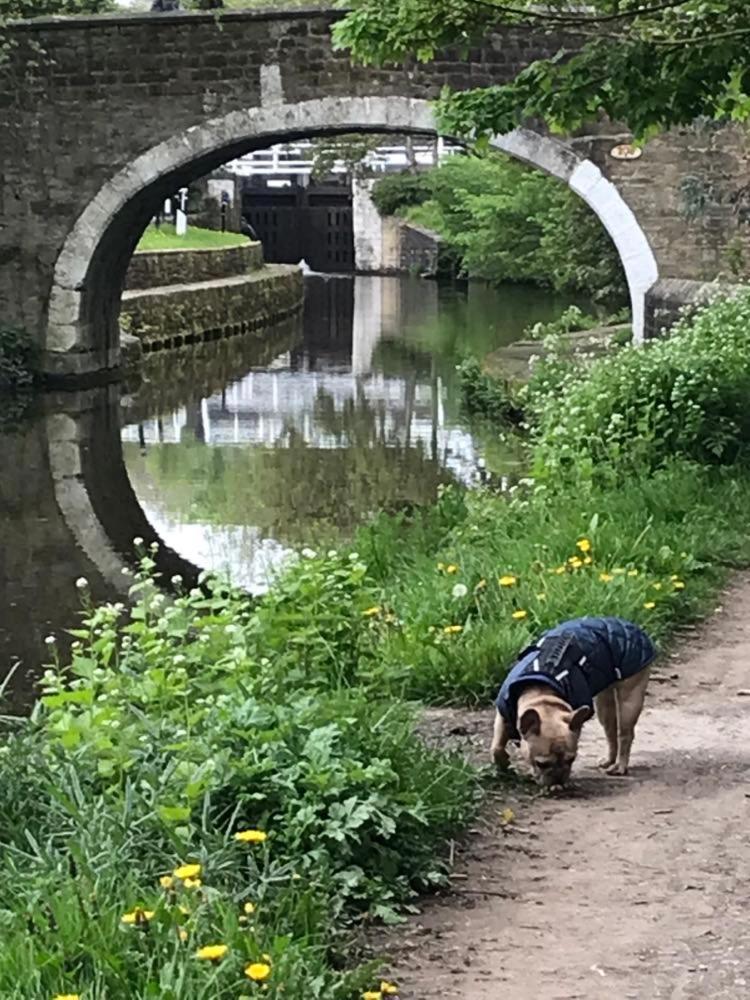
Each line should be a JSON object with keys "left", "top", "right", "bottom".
{"left": 491, "top": 617, "right": 655, "bottom": 788}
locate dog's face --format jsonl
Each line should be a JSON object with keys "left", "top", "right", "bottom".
{"left": 519, "top": 704, "right": 593, "bottom": 788}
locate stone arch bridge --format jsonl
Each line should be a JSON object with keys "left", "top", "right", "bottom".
{"left": 1, "top": 7, "right": 746, "bottom": 381}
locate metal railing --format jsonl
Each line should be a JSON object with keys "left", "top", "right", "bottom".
{"left": 224, "top": 138, "right": 459, "bottom": 177}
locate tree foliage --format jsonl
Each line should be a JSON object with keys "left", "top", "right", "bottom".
{"left": 373, "top": 155, "right": 627, "bottom": 301}
{"left": 309, "top": 133, "right": 386, "bottom": 180}
{"left": 334, "top": 0, "right": 750, "bottom": 139}
{"left": 0, "top": 0, "right": 112, "bottom": 18}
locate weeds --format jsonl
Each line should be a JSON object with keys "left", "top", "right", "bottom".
{"left": 0, "top": 550, "right": 477, "bottom": 997}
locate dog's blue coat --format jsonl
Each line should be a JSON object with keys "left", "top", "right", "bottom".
{"left": 494, "top": 616, "right": 656, "bottom": 737}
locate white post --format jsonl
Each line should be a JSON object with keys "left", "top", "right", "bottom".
{"left": 175, "top": 186, "right": 189, "bottom": 236}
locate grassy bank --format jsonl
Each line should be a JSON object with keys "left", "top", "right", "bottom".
{"left": 136, "top": 225, "right": 249, "bottom": 253}
{"left": 0, "top": 553, "right": 477, "bottom": 998}
{"left": 4, "top": 294, "right": 750, "bottom": 995}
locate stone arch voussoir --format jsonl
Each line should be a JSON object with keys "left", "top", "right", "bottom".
{"left": 47, "top": 96, "right": 658, "bottom": 375}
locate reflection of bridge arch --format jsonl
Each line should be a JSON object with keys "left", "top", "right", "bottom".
{"left": 46, "top": 389, "right": 201, "bottom": 594}
{"left": 0, "top": 388, "right": 201, "bottom": 709}
{"left": 47, "top": 96, "right": 657, "bottom": 379}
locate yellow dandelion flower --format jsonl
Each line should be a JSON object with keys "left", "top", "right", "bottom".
{"left": 121, "top": 908, "right": 155, "bottom": 925}
{"left": 183, "top": 878, "right": 202, "bottom": 890}
{"left": 173, "top": 863, "right": 201, "bottom": 881}
{"left": 245, "top": 962, "right": 272, "bottom": 982}
{"left": 652, "top": 582, "right": 662, "bottom": 591}
{"left": 568, "top": 556, "right": 583, "bottom": 568}
{"left": 583, "top": 555, "right": 592, "bottom": 565}
{"left": 627, "top": 569, "right": 639, "bottom": 577}
{"left": 512, "top": 610, "right": 528, "bottom": 620}
{"left": 643, "top": 601, "right": 656, "bottom": 610}
{"left": 234, "top": 829, "right": 267, "bottom": 844}
{"left": 445, "top": 564, "right": 459, "bottom": 575}
{"left": 363, "top": 606, "right": 381, "bottom": 617}
{"left": 243, "top": 901, "right": 256, "bottom": 915}
{"left": 53, "top": 995, "right": 81, "bottom": 1000}
{"left": 673, "top": 580, "right": 685, "bottom": 590}
{"left": 443, "top": 624, "right": 463, "bottom": 635}
{"left": 576, "top": 538, "right": 591, "bottom": 553}
{"left": 196, "top": 944, "right": 228, "bottom": 962}
{"left": 498, "top": 575, "right": 517, "bottom": 587}
{"left": 381, "top": 984, "right": 399, "bottom": 996}
{"left": 159, "top": 876, "right": 174, "bottom": 890}
{"left": 599, "top": 573, "right": 614, "bottom": 583}
{"left": 362, "top": 993, "right": 382, "bottom": 1000}
{"left": 555, "top": 566, "right": 566, "bottom": 575}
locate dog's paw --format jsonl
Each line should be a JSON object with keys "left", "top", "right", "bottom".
{"left": 605, "top": 761, "right": 629, "bottom": 776}
{"left": 597, "top": 756, "right": 616, "bottom": 769}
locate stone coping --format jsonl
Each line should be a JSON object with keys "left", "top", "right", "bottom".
{"left": 9, "top": 5, "right": 340, "bottom": 31}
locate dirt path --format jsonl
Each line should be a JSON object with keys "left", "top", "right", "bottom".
{"left": 378, "top": 577, "right": 750, "bottom": 999}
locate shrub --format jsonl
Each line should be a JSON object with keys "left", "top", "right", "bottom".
{"left": 532, "top": 292, "right": 750, "bottom": 478}
{"left": 374, "top": 155, "right": 628, "bottom": 302}
{"left": 0, "top": 324, "right": 38, "bottom": 390}
{"left": 370, "top": 172, "right": 432, "bottom": 216}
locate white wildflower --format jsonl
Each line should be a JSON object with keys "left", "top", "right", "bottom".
{"left": 451, "top": 583, "right": 468, "bottom": 599}
{"left": 75, "top": 577, "right": 88, "bottom": 590}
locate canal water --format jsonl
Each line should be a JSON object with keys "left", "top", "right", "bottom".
{"left": 1, "top": 274, "right": 582, "bottom": 707}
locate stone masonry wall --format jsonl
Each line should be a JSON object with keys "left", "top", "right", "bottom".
{"left": 0, "top": 9, "right": 581, "bottom": 362}
{"left": 120, "top": 263, "right": 303, "bottom": 351}
{"left": 574, "top": 122, "right": 750, "bottom": 283}
{"left": 400, "top": 222, "right": 441, "bottom": 276}
{"left": 644, "top": 278, "right": 748, "bottom": 339}
{"left": 125, "top": 240, "right": 263, "bottom": 290}
{"left": 2, "top": 6, "right": 750, "bottom": 372}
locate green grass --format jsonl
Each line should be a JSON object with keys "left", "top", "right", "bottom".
{"left": 6, "top": 293, "right": 750, "bottom": 995}
{"left": 136, "top": 224, "right": 250, "bottom": 253}
{"left": 355, "top": 460, "right": 750, "bottom": 702}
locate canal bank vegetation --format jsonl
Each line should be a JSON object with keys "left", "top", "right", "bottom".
{"left": 0, "top": 554, "right": 477, "bottom": 997}
{"left": 371, "top": 155, "right": 628, "bottom": 304}
{"left": 6, "top": 296, "right": 750, "bottom": 996}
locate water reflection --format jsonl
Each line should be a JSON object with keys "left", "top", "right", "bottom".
{"left": 121, "top": 276, "right": 580, "bottom": 590}
{"left": 0, "top": 275, "right": 580, "bottom": 704}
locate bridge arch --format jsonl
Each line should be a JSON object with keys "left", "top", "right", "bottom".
{"left": 47, "top": 95, "right": 658, "bottom": 377}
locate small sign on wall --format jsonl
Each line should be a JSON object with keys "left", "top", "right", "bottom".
{"left": 610, "top": 144, "right": 643, "bottom": 161}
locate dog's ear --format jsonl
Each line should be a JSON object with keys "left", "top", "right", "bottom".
{"left": 519, "top": 708, "right": 541, "bottom": 737}
{"left": 568, "top": 705, "right": 594, "bottom": 733}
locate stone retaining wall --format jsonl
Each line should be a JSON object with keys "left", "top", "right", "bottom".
{"left": 399, "top": 222, "right": 442, "bottom": 277}
{"left": 120, "top": 264, "right": 303, "bottom": 352}
{"left": 644, "top": 278, "right": 749, "bottom": 338}
{"left": 125, "top": 240, "right": 263, "bottom": 291}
